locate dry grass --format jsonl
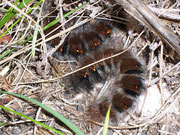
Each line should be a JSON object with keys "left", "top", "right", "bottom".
{"left": 0, "top": 0, "right": 179, "bottom": 135}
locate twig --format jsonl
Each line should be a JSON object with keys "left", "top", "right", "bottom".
{"left": 148, "top": 6, "right": 180, "bottom": 22}
{"left": 115, "top": 0, "right": 180, "bottom": 54}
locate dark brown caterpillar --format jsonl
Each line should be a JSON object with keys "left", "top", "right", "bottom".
{"left": 58, "top": 20, "right": 113, "bottom": 58}
{"left": 63, "top": 46, "right": 144, "bottom": 121}
{"left": 51, "top": 19, "right": 145, "bottom": 122}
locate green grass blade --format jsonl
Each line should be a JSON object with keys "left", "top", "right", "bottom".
{"left": 0, "top": 0, "right": 32, "bottom": 28}
{"left": 0, "top": 122, "right": 8, "bottom": 127}
{"left": 0, "top": 0, "right": 43, "bottom": 39}
{"left": 102, "top": 105, "right": 111, "bottom": 135}
{"left": 0, "top": 90, "right": 85, "bottom": 135}
{"left": 0, "top": 105, "right": 64, "bottom": 135}
{"left": 32, "top": 0, "right": 45, "bottom": 57}
{"left": 0, "top": 0, "right": 20, "bottom": 22}
{"left": 0, "top": 2, "right": 89, "bottom": 60}
{"left": 42, "top": 2, "right": 89, "bottom": 30}
{"left": 0, "top": 48, "right": 16, "bottom": 60}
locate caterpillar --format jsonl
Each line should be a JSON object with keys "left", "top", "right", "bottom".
{"left": 58, "top": 20, "right": 113, "bottom": 58}
{"left": 50, "top": 18, "right": 145, "bottom": 122}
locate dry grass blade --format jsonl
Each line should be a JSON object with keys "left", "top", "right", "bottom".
{"left": 148, "top": 7, "right": 180, "bottom": 22}
{"left": 115, "top": 0, "right": 180, "bottom": 54}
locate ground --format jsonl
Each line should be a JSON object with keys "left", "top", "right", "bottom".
{"left": 0, "top": 0, "right": 179, "bottom": 135}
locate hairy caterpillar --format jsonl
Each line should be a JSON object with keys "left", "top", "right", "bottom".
{"left": 50, "top": 18, "right": 145, "bottom": 122}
